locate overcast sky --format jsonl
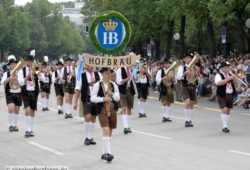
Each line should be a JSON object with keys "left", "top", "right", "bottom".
{"left": 15, "top": 0, "right": 76, "bottom": 6}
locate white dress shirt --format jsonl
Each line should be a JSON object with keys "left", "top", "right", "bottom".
{"left": 40, "top": 70, "right": 51, "bottom": 83}
{"left": 215, "top": 71, "right": 233, "bottom": 94}
{"left": 116, "top": 67, "right": 131, "bottom": 85}
{"left": 176, "top": 65, "right": 185, "bottom": 81}
{"left": 156, "top": 69, "right": 163, "bottom": 85}
{"left": 90, "top": 81, "right": 120, "bottom": 103}
{"left": 1, "top": 71, "right": 21, "bottom": 93}
{"left": 18, "top": 66, "right": 44, "bottom": 91}
{"left": 135, "top": 75, "right": 148, "bottom": 84}
{"left": 75, "top": 71, "right": 102, "bottom": 92}
{"left": 52, "top": 69, "right": 63, "bottom": 84}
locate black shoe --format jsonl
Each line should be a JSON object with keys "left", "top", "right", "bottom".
{"left": 68, "top": 114, "right": 73, "bottom": 118}
{"left": 9, "top": 126, "right": 13, "bottom": 132}
{"left": 65, "top": 114, "right": 69, "bottom": 119}
{"left": 45, "top": 107, "right": 49, "bottom": 111}
{"left": 84, "top": 138, "right": 91, "bottom": 145}
{"left": 162, "top": 117, "right": 172, "bottom": 122}
{"left": 143, "top": 113, "right": 147, "bottom": 117}
{"left": 185, "top": 121, "right": 190, "bottom": 127}
{"left": 101, "top": 154, "right": 107, "bottom": 160}
{"left": 106, "top": 153, "right": 114, "bottom": 162}
{"left": 29, "top": 131, "right": 34, "bottom": 137}
{"left": 24, "top": 131, "right": 30, "bottom": 138}
{"left": 42, "top": 107, "right": 46, "bottom": 111}
{"left": 123, "top": 128, "right": 129, "bottom": 134}
{"left": 58, "top": 110, "right": 63, "bottom": 115}
{"left": 101, "top": 153, "right": 114, "bottom": 162}
{"left": 13, "top": 126, "right": 19, "bottom": 132}
{"left": 89, "top": 138, "right": 97, "bottom": 145}
{"left": 188, "top": 121, "right": 194, "bottom": 127}
{"left": 127, "top": 128, "right": 132, "bottom": 133}
{"left": 139, "top": 113, "right": 144, "bottom": 118}
{"left": 222, "top": 127, "right": 230, "bottom": 133}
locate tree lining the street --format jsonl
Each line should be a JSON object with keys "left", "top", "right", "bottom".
{"left": 81, "top": 0, "right": 250, "bottom": 59}
{"left": 0, "top": 0, "right": 85, "bottom": 62}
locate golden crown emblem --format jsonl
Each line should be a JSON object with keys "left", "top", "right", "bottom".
{"left": 102, "top": 19, "right": 118, "bottom": 31}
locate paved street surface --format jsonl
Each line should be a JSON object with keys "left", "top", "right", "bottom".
{"left": 0, "top": 87, "right": 250, "bottom": 170}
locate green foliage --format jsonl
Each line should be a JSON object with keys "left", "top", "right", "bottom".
{"left": 82, "top": 0, "right": 250, "bottom": 58}
{"left": 0, "top": 0, "right": 85, "bottom": 61}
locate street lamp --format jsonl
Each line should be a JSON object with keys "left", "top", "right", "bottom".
{"left": 173, "top": 33, "right": 180, "bottom": 59}
{"left": 173, "top": 33, "right": 180, "bottom": 41}
{"left": 246, "top": 18, "right": 250, "bottom": 53}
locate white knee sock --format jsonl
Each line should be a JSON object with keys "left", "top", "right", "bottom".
{"left": 138, "top": 101, "right": 142, "bottom": 113}
{"left": 184, "top": 109, "right": 189, "bottom": 121}
{"left": 69, "top": 104, "right": 73, "bottom": 114}
{"left": 121, "top": 115, "right": 128, "bottom": 128}
{"left": 84, "top": 122, "right": 91, "bottom": 139}
{"left": 65, "top": 103, "right": 70, "bottom": 114}
{"left": 8, "top": 113, "right": 13, "bottom": 127}
{"left": 29, "top": 117, "right": 34, "bottom": 131}
{"left": 166, "top": 106, "right": 171, "bottom": 118}
{"left": 13, "top": 114, "right": 18, "bottom": 127}
{"left": 25, "top": 115, "right": 30, "bottom": 131}
{"left": 45, "top": 99, "right": 49, "bottom": 107}
{"left": 221, "top": 113, "right": 229, "bottom": 128}
{"left": 57, "top": 105, "right": 61, "bottom": 111}
{"left": 103, "top": 137, "right": 111, "bottom": 154}
{"left": 42, "top": 98, "right": 46, "bottom": 108}
{"left": 162, "top": 106, "right": 167, "bottom": 118}
{"left": 141, "top": 102, "right": 145, "bottom": 114}
{"left": 188, "top": 109, "right": 192, "bottom": 121}
{"left": 127, "top": 115, "right": 132, "bottom": 128}
{"left": 89, "top": 122, "right": 95, "bottom": 139}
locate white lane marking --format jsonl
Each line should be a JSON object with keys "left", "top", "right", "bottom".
{"left": 228, "top": 150, "right": 250, "bottom": 156}
{"left": 171, "top": 115, "right": 185, "bottom": 120}
{"left": 239, "top": 113, "right": 250, "bottom": 116}
{"left": 133, "top": 130, "right": 172, "bottom": 140}
{"left": 38, "top": 102, "right": 84, "bottom": 121}
{"left": 27, "top": 141, "right": 64, "bottom": 156}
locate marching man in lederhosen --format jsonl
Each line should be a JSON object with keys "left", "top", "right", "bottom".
{"left": 156, "top": 59, "right": 175, "bottom": 122}
{"left": 215, "top": 62, "right": 236, "bottom": 133}
{"left": 40, "top": 57, "right": 52, "bottom": 111}
{"left": 52, "top": 60, "right": 64, "bottom": 114}
{"left": 179, "top": 53, "right": 198, "bottom": 127}
{"left": 74, "top": 65, "right": 102, "bottom": 145}
{"left": 62, "top": 57, "right": 75, "bottom": 119}
{"left": 1, "top": 56, "right": 22, "bottom": 132}
{"left": 136, "top": 61, "right": 151, "bottom": 118}
{"left": 18, "top": 52, "right": 43, "bottom": 137}
{"left": 116, "top": 66, "right": 136, "bottom": 134}
{"left": 91, "top": 67, "right": 120, "bottom": 162}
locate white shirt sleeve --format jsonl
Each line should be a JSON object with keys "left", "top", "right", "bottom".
{"left": 18, "top": 69, "right": 26, "bottom": 86}
{"left": 156, "top": 69, "right": 162, "bottom": 85}
{"left": 75, "top": 74, "right": 82, "bottom": 90}
{"left": 60, "top": 67, "right": 65, "bottom": 79}
{"left": 98, "top": 72, "right": 103, "bottom": 81}
{"left": 90, "top": 82, "right": 104, "bottom": 103}
{"left": 52, "top": 71, "right": 56, "bottom": 84}
{"left": 176, "top": 65, "right": 184, "bottom": 80}
{"left": 115, "top": 68, "right": 123, "bottom": 85}
{"left": 38, "top": 73, "right": 45, "bottom": 82}
{"left": 112, "top": 82, "right": 120, "bottom": 102}
{"left": 215, "top": 73, "right": 222, "bottom": 85}
{"left": 1, "top": 72, "right": 7, "bottom": 85}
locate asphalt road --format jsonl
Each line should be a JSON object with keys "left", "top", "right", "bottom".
{"left": 0, "top": 87, "right": 250, "bottom": 170}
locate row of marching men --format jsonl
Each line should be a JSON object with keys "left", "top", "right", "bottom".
{"left": 1, "top": 52, "right": 147, "bottom": 162}
{"left": 2, "top": 51, "right": 237, "bottom": 162}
